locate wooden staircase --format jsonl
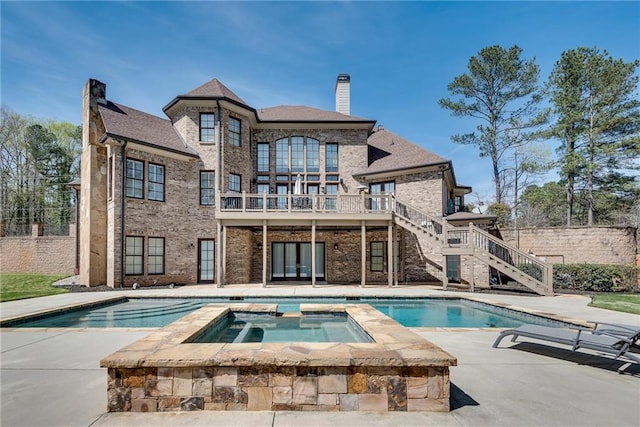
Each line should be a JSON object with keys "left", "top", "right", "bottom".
{"left": 393, "top": 197, "right": 553, "bottom": 296}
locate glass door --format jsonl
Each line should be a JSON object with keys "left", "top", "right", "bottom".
{"left": 272, "top": 242, "right": 325, "bottom": 281}
{"left": 198, "top": 239, "right": 215, "bottom": 283}
{"left": 446, "top": 255, "right": 460, "bottom": 282}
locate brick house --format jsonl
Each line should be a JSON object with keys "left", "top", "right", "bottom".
{"left": 78, "top": 75, "right": 552, "bottom": 294}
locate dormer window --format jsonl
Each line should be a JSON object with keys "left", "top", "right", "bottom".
{"left": 200, "top": 113, "right": 215, "bottom": 142}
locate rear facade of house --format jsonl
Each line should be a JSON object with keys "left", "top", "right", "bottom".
{"left": 79, "top": 75, "right": 552, "bottom": 294}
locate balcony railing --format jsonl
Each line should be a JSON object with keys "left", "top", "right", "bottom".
{"left": 219, "top": 192, "right": 395, "bottom": 214}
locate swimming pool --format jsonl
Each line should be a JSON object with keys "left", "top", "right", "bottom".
{"left": 3, "top": 296, "right": 570, "bottom": 329}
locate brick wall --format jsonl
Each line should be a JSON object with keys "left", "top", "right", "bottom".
{"left": 0, "top": 235, "right": 75, "bottom": 275}
{"left": 499, "top": 226, "right": 637, "bottom": 265}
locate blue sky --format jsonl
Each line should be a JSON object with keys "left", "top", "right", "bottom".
{"left": 2, "top": 1, "right": 638, "bottom": 203}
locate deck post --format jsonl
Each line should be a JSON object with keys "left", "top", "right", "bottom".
{"left": 311, "top": 220, "right": 316, "bottom": 287}
{"left": 216, "top": 221, "right": 224, "bottom": 288}
{"left": 387, "top": 221, "right": 393, "bottom": 287}
{"left": 262, "top": 220, "right": 267, "bottom": 287}
{"left": 361, "top": 220, "right": 366, "bottom": 287}
{"left": 442, "top": 220, "right": 448, "bottom": 290}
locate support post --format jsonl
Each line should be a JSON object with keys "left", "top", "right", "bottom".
{"left": 311, "top": 220, "right": 317, "bottom": 287}
{"left": 361, "top": 220, "right": 366, "bottom": 287}
{"left": 262, "top": 220, "right": 267, "bottom": 287}
{"left": 387, "top": 221, "right": 393, "bottom": 287}
{"left": 216, "top": 222, "right": 224, "bottom": 287}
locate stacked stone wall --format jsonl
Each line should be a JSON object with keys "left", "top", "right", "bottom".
{"left": 499, "top": 226, "right": 637, "bottom": 265}
{"left": 108, "top": 365, "right": 450, "bottom": 413}
{"left": 0, "top": 236, "right": 75, "bottom": 275}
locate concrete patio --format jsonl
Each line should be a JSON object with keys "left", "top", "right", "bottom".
{"left": 1, "top": 285, "right": 639, "bottom": 426}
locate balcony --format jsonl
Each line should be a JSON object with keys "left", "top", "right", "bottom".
{"left": 216, "top": 192, "right": 394, "bottom": 224}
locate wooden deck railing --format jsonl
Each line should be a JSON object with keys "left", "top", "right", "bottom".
{"left": 218, "top": 192, "right": 395, "bottom": 214}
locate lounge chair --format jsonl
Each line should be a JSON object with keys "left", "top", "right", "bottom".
{"left": 588, "top": 321, "right": 640, "bottom": 345}
{"left": 493, "top": 324, "right": 640, "bottom": 373}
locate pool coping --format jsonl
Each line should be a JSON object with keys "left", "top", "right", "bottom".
{"left": 99, "top": 303, "right": 457, "bottom": 412}
{"left": 99, "top": 303, "right": 458, "bottom": 369}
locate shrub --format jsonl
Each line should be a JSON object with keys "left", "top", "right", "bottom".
{"left": 518, "top": 263, "right": 544, "bottom": 282}
{"left": 552, "top": 264, "right": 638, "bottom": 293}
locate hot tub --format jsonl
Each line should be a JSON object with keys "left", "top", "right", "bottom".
{"left": 100, "top": 303, "right": 457, "bottom": 413}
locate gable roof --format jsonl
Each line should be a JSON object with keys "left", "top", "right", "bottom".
{"left": 257, "top": 105, "right": 374, "bottom": 124}
{"left": 99, "top": 102, "right": 198, "bottom": 157}
{"left": 163, "top": 78, "right": 251, "bottom": 113}
{"left": 354, "top": 127, "right": 449, "bottom": 176}
{"left": 183, "top": 78, "right": 248, "bottom": 105}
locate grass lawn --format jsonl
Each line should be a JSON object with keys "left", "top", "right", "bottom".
{"left": 0, "top": 273, "right": 69, "bottom": 302}
{"left": 589, "top": 294, "right": 640, "bottom": 315}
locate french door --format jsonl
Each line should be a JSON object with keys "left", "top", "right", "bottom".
{"left": 272, "top": 242, "right": 325, "bottom": 281}
{"left": 198, "top": 239, "right": 215, "bottom": 283}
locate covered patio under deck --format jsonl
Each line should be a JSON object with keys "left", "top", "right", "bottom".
{"left": 215, "top": 192, "right": 401, "bottom": 287}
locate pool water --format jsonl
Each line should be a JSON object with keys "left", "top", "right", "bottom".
{"left": 188, "top": 313, "right": 373, "bottom": 344}
{"left": 5, "top": 297, "right": 568, "bottom": 329}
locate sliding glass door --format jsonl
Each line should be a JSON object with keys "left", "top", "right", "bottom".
{"left": 272, "top": 242, "right": 325, "bottom": 281}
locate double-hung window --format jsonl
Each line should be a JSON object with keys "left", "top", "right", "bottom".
{"left": 325, "top": 143, "right": 338, "bottom": 173}
{"left": 306, "top": 138, "right": 319, "bottom": 172}
{"left": 125, "top": 236, "right": 144, "bottom": 275}
{"left": 229, "top": 173, "right": 241, "bottom": 193}
{"left": 200, "top": 113, "right": 215, "bottom": 142}
{"left": 125, "top": 159, "right": 144, "bottom": 199}
{"left": 148, "top": 163, "right": 165, "bottom": 201}
{"left": 148, "top": 237, "right": 165, "bottom": 275}
{"left": 228, "top": 117, "right": 241, "bottom": 146}
{"left": 257, "top": 143, "right": 270, "bottom": 173}
{"left": 276, "top": 138, "right": 289, "bottom": 173}
{"left": 200, "top": 171, "right": 215, "bottom": 205}
{"left": 291, "top": 137, "right": 304, "bottom": 173}
{"left": 370, "top": 242, "right": 384, "bottom": 272}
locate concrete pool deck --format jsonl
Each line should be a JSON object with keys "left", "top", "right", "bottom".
{"left": 1, "top": 284, "right": 639, "bottom": 426}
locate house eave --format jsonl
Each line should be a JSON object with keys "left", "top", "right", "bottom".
{"left": 101, "top": 133, "right": 199, "bottom": 160}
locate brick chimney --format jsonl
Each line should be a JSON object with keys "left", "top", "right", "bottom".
{"left": 335, "top": 73, "right": 350, "bottom": 115}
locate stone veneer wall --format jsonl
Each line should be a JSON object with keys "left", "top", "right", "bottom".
{"left": 0, "top": 235, "right": 75, "bottom": 275}
{"left": 107, "top": 365, "right": 449, "bottom": 413}
{"left": 499, "top": 226, "right": 637, "bottom": 265}
{"left": 102, "top": 304, "right": 455, "bottom": 413}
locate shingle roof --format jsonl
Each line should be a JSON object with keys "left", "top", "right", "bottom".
{"left": 355, "top": 128, "right": 449, "bottom": 176}
{"left": 99, "top": 102, "right": 198, "bottom": 157}
{"left": 183, "top": 79, "right": 248, "bottom": 105}
{"left": 257, "top": 105, "right": 374, "bottom": 123}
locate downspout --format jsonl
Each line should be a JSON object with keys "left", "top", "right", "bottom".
{"left": 215, "top": 100, "right": 223, "bottom": 286}
{"left": 120, "top": 141, "right": 127, "bottom": 288}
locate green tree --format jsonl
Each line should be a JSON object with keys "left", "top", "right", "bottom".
{"left": 439, "top": 45, "right": 547, "bottom": 205}
{"left": 548, "top": 47, "right": 640, "bottom": 225}
{"left": 519, "top": 182, "right": 566, "bottom": 227}
{"left": 0, "top": 107, "right": 81, "bottom": 235}
{"left": 486, "top": 202, "right": 512, "bottom": 228}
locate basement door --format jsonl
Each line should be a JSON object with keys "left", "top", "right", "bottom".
{"left": 272, "top": 242, "right": 325, "bottom": 281}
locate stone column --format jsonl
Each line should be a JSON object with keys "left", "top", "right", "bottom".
{"left": 79, "top": 79, "right": 108, "bottom": 287}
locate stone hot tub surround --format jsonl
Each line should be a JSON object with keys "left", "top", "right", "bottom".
{"left": 100, "top": 303, "right": 457, "bottom": 413}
